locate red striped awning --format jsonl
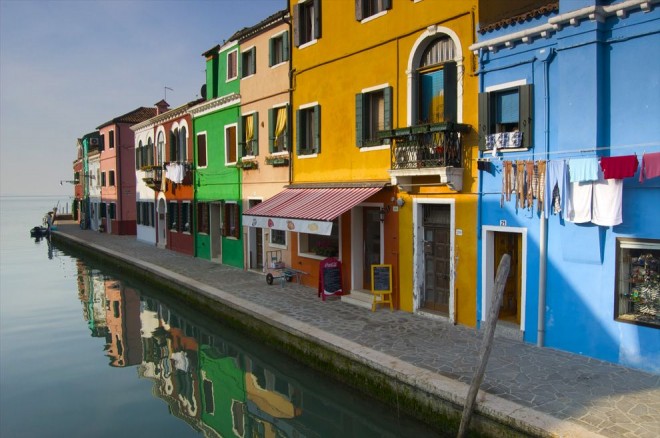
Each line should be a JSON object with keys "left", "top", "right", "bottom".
{"left": 243, "top": 186, "right": 382, "bottom": 221}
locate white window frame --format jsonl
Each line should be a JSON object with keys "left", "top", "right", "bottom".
{"left": 241, "top": 45, "right": 256, "bottom": 79}
{"left": 269, "top": 31, "right": 288, "bottom": 69}
{"left": 181, "top": 201, "right": 192, "bottom": 234}
{"left": 296, "top": 0, "right": 318, "bottom": 49}
{"left": 196, "top": 131, "right": 208, "bottom": 169}
{"left": 269, "top": 229, "right": 288, "bottom": 249}
{"left": 297, "top": 101, "right": 319, "bottom": 157}
{"left": 241, "top": 111, "right": 258, "bottom": 159}
{"left": 358, "top": 83, "right": 391, "bottom": 150}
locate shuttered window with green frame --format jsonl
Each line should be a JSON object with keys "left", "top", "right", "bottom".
{"left": 478, "top": 84, "right": 533, "bottom": 150}
{"left": 355, "top": 86, "right": 392, "bottom": 147}
{"left": 296, "top": 105, "right": 320, "bottom": 156}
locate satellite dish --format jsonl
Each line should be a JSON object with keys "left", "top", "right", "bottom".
{"left": 200, "top": 84, "right": 207, "bottom": 99}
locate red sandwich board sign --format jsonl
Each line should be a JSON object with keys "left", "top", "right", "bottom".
{"left": 318, "top": 257, "right": 343, "bottom": 301}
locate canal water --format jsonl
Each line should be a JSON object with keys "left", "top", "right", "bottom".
{"left": 0, "top": 197, "right": 441, "bottom": 438}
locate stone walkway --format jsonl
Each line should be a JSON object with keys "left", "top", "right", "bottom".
{"left": 53, "top": 224, "right": 659, "bottom": 438}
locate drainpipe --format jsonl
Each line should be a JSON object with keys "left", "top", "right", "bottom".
{"left": 537, "top": 48, "right": 554, "bottom": 347}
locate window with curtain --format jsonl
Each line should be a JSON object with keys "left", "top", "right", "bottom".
{"left": 355, "top": 0, "right": 391, "bottom": 21}
{"left": 478, "top": 84, "right": 533, "bottom": 150}
{"left": 269, "top": 106, "right": 288, "bottom": 153}
{"left": 241, "top": 114, "right": 258, "bottom": 156}
{"left": 294, "top": 0, "right": 321, "bottom": 47}
{"left": 269, "top": 32, "right": 289, "bottom": 67}
{"left": 178, "top": 126, "right": 187, "bottom": 162}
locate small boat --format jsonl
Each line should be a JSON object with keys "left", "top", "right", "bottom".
{"left": 30, "top": 226, "right": 50, "bottom": 238}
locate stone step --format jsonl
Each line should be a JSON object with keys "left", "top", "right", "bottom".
{"left": 341, "top": 289, "right": 374, "bottom": 310}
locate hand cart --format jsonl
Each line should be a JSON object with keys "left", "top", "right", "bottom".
{"left": 265, "top": 250, "right": 307, "bottom": 286}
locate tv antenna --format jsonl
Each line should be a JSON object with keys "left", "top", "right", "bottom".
{"left": 164, "top": 86, "right": 173, "bottom": 100}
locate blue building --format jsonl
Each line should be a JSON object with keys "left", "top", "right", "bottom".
{"left": 472, "top": 0, "right": 659, "bottom": 372}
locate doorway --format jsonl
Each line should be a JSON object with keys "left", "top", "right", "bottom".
{"left": 247, "top": 199, "right": 263, "bottom": 270}
{"left": 157, "top": 198, "right": 167, "bottom": 249}
{"left": 362, "top": 207, "right": 382, "bottom": 290}
{"left": 210, "top": 202, "right": 222, "bottom": 262}
{"left": 421, "top": 204, "right": 451, "bottom": 315}
{"left": 481, "top": 226, "right": 527, "bottom": 333}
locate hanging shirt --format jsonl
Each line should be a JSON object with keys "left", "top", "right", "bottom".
{"left": 568, "top": 157, "right": 600, "bottom": 183}
{"left": 592, "top": 178, "right": 623, "bottom": 226}
{"left": 639, "top": 152, "right": 660, "bottom": 182}
{"left": 544, "top": 160, "right": 568, "bottom": 219}
{"left": 565, "top": 182, "right": 592, "bottom": 223}
{"left": 600, "top": 155, "right": 639, "bottom": 179}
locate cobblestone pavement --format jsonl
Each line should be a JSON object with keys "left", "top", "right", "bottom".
{"left": 53, "top": 224, "right": 660, "bottom": 438}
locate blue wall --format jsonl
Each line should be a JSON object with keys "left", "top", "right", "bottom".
{"left": 476, "top": 1, "right": 660, "bottom": 372}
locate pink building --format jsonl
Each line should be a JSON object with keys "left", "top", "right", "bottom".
{"left": 97, "top": 107, "right": 157, "bottom": 234}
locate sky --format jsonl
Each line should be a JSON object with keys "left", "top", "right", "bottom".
{"left": 0, "top": 0, "right": 286, "bottom": 197}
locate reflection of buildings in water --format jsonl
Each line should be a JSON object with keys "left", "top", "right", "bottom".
{"left": 105, "top": 283, "right": 142, "bottom": 367}
{"left": 75, "top": 265, "right": 108, "bottom": 338}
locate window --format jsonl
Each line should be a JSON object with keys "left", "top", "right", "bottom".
{"left": 227, "top": 49, "right": 238, "bottom": 81}
{"left": 615, "top": 238, "right": 659, "bottom": 328}
{"left": 223, "top": 203, "right": 240, "bottom": 239}
{"left": 241, "top": 113, "right": 259, "bottom": 157}
{"left": 225, "top": 125, "right": 238, "bottom": 164}
{"left": 136, "top": 140, "right": 143, "bottom": 170}
{"left": 294, "top": 0, "right": 321, "bottom": 47}
{"left": 146, "top": 138, "right": 154, "bottom": 166}
{"left": 109, "top": 130, "right": 115, "bottom": 149}
{"left": 109, "top": 170, "right": 115, "bottom": 186}
{"left": 108, "top": 203, "right": 116, "bottom": 220}
{"left": 299, "top": 220, "right": 338, "bottom": 258}
{"left": 197, "top": 202, "right": 209, "bottom": 234}
{"left": 101, "top": 172, "right": 106, "bottom": 187}
{"left": 416, "top": 37, "right": 457, "bottom": 125}
{"left": 157, "top": 131, "right": 165, "bottom": 165}
{"left": 296, "top": 105, "right": 320, "bottom": 156}
{"left": 241, "top": 47, "right": 256, "bottom": 78}
{"left": 269, "top": 106, "right": 289, "bottom": 153}
{"left": 355, "top": 0, "right": 391, "bottom": 21}
{"left": 136, "top": 202, "right": 154, "bottom": 227}
{"left": 181, "top": 202, "right": 191, "bottom": 233}
{"left": 100, "top": 203, "right": 107, "bottom": 218}
{"left": 168, "top": 201, "right": 178, "bottom": 231}
{"left": 356, "top": 86, "right": 392, "bottom": 147}
{"left": 178, "top": 126, "right": 187, "bottom": 162}
{"left": 270, "top": 229, "right": 287, "bottom": 246}
{"left": 100, "top": 134, "right": 105, "bottom": 151}
{"left": 197, "top": 133, "right": 207, "bottom": 168}
{"left": 269, "top": 32, "right": 289, "bottom": 66}
{"left": 479, "top": 84, "right": 533, "bottom": 150}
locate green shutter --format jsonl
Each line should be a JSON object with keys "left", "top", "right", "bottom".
{"left": 478, "top": 91, "right": 490, "bottom": 151}
{"left": 355, "top": 0, "right": 363, "bottom": 21}
{"left": 519, "top": 84, "right": 533, "bottom": 149}
{"left": 313, "top": 0, "right": 322, "bottom": 40}
{"left": 356, "top": 93, "right": 364, "bottom": 147}
{"left": 251, "top": 47, "right": 256, "bottom": 75}
{"left": 283, "top": 31, "right": 290, "bottom": 62}
{"left": 238, "top": 117, "right": 244, "bottom": 158}
{"left": 253, "top": 112, "right": 259, "bottom": 156}
{"left": 269, "top": 37, "right": 275, "bottom": 67}
{"left": 313, "top": 105, "right": 321, "bottom": 154}
{"left": 170, "top": 131, "right": 176, "bottom": 162}
{"left": 296, "top": 109, "right": 302, "bottom": 155}
{"left": 382, "top": 0, "right": 391, "bottom": 10}
{"left": 443, "top": 61, "right": 457, "bottom": 123}
{"left": 384, "top": 86, "right": 392, "bottom": 130}
{"left": 268, "top": 108, "right": 275, "bottom": 153}
{"left": 293, "top": 4, "right": 300, "bottom": 47}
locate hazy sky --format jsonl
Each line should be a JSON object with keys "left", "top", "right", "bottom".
{"left": 0, "top": 0, "right": 285, "bottom": 197}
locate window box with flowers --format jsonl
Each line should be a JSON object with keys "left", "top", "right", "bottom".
{"left": 265, "top": 154, "right": 290, "bottom": 167}
{"left": 236, "top": 158, "right": 258, "bottom": 170}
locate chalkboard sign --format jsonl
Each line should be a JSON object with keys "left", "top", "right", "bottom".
{"left": 319, "top": 257, "right": 343, "bottom": 301}
{"left": 371, "top": 264, "right": 392, "bottom": 293}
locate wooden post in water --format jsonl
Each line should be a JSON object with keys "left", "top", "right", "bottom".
{"left": 457, "top": 254, "right": 511, "bottom": 438}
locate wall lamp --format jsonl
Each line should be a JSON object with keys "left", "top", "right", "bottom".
{"left": 379, "top": 205, "right": 391, "bottom": 222}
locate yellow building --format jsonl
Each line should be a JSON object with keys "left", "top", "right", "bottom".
{"left": 251, "top": 0, "right": 478, "bottom": 325}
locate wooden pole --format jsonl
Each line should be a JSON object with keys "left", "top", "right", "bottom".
{"left": 457, "top": 254, "right": 511, "bottom": 438}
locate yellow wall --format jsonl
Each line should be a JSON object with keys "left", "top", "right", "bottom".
{"left": 290, "top": 0, "right": 479, "bottom": 325}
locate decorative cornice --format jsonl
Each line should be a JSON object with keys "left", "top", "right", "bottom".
{"left": 470, "top": 0, "right": 658, "bottom": 54}
{"left": 189, "top": 93, "right": 241, "bottom": 118}
{"left": 131, "top": 100, "right": 202, "bottom": 132}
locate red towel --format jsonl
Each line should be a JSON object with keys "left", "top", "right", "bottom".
{"left": 639, "top": 152, "right": 660, "bottom": 182}
{"left": 600, "top": 155, "right": 639, "bottom": 179}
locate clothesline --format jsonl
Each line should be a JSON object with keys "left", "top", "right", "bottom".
{"left": 477, "top": 141, "right": 660, "bottom": 162}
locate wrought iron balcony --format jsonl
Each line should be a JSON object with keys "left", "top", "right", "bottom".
{"left": 380, "top": 122, "right": 471, "bottom": 191}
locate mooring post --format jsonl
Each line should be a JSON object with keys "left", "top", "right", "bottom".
{"left": 457, "top": 254, "right": 511, "bottom": 438}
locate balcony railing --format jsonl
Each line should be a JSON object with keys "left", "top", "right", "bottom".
{"left": 379, "top": 122, "right": 470, "bottom": 170}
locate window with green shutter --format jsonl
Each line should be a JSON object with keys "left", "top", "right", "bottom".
{"left": 296, "top": 105, "right": 320, "bottom": 156}
{"left": 294, "top": 0, "right": 321, "bottom": 47}
{"left": 241, "top": 47, "right": 256, "bottom": 78}
{"left": 241, "top": 113, "right": 259, "bottom": 157}
{"left": 356, "top": 86, "right": 392, "bottom": 147}
{"left": 269, "top": 32, "right": 289, "bottom": 67}
{"left": 355, "top": 0, "right": 391, "bottom": 21}
{"left": 478, "top": 84, "right": 533, "bottom": 151}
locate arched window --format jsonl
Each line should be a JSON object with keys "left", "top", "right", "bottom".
{"left": 170, "top": 129, "right": 178, "bottom": 162}
{"left": 416, "top": 36, "right": 457, "bottom": 124}
{"left": 136, "top": 140, "right": 143, "bottom": 170}
{"left": 179, "top": 126, "right": 187, "bottom": 162}
{"left": 147, "top": 138, "right": 154, "bottom": 166}
{"left": 156, "top": 131, "right": 164, "bottom": 165}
